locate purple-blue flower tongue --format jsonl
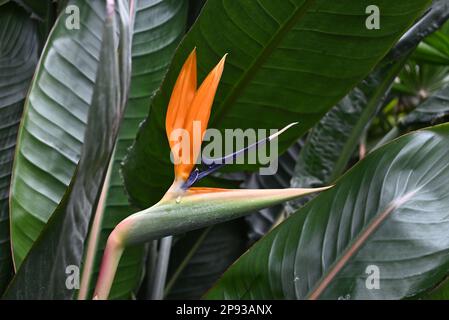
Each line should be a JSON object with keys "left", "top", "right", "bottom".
{"left": 183, "top": 122, "right": 299, "bottom": 189}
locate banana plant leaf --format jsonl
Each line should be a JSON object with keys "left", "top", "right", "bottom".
{"left": 9, "top": 0, "right": 115, "bottom": 267}
{"left": 0, "top": 2, "right": 39, "bottom": 294}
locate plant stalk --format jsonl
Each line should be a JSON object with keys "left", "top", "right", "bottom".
{"left": 93, "top": 224, "right": 127, "bottom": 300}
{"left": 78, "top": 157, "right": 114, "bottom": 300}
{"left": 149, "top": 236, "right": 173, "bottom": 300}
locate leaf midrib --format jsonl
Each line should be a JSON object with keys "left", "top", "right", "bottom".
{"left": 210, "top": 0, "right": 316, "bottom": 126}
{"left": 307, "top": 190, "right": 416, "bottom": 300}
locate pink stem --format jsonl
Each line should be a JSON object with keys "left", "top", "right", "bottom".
{"left": 78, "top": 161, "right": 113, "bottom": 299}
{"left": 93, "top": 227, "right": 126, "bottom": 300}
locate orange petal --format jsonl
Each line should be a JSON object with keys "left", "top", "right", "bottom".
{"left": 165, "top": 48, "right": 197, "bottom": 145}
{"left": 175, "top": 54, "right": 226, "bottom": 180}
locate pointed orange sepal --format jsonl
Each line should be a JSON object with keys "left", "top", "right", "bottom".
{"left": 166, "top": 48, "right": 197, "bottom": 143}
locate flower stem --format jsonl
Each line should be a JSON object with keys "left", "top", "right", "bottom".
{"left": 93, "top": 224, "right": 127, "bottom": 300}
{"left": 78, "top": 158, "right": 113, "bottom": 299}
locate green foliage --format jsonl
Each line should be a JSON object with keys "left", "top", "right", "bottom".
{"left": 207, "top": 123, "right": 449, "bottom": 299}
{"left": 9, "top": 0, "right": 115, "bottom": 267}
{"left": 4, "top": 0, "right": 449, "bottom": 301}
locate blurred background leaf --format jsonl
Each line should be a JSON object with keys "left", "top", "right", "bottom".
{"left": 164, "top": 219, "right": 247, "bottom": 299}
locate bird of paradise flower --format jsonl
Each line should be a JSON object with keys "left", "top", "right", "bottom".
{"left": 93, "top": 49, "right": 330, "bottom": 299}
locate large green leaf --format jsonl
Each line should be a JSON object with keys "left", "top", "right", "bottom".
{"left": 3, "top": 0, "right": 131, "bottom": 299}
{"left": 207, "top": 123, "right": 449, "bottom": 300}
{"left": 9, "top": 0, "right": 116, "bottom": 267}
{"left": 0, "top": 2, "right": 39, "bottom": 294}
{"left": 122, "top": 0, "right": 431, "bottom": 208}
{"left": 425, "top": 283, "right": 449, "bottom": 299}
{"left": 82, "top": 0, "right": 189, "bottom": 300}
